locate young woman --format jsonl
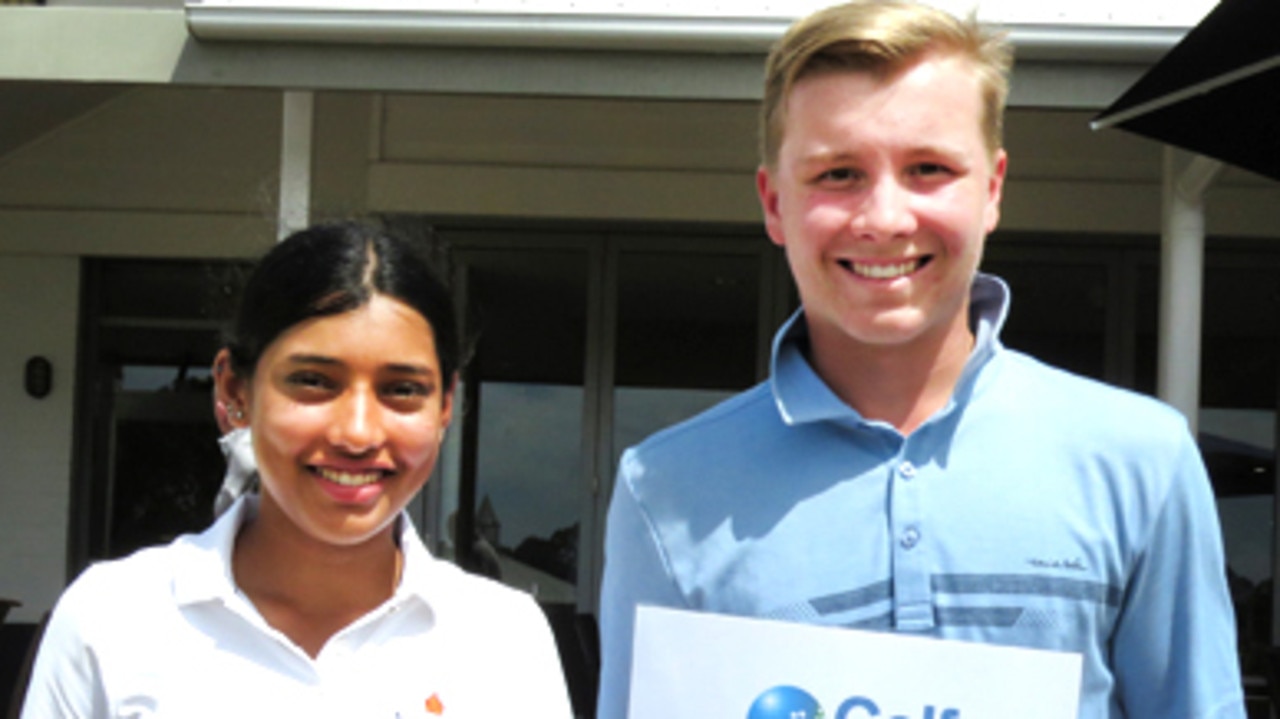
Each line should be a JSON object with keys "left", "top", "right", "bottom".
{"left": 21, "top": 221, "right": 574, "bottom": 718}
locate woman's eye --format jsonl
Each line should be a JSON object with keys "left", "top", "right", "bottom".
{"left": 286, "top": 371, "right": 333, "bottom": 390}
{"left": 385, "top": 381, "right": 430, "bottom": 399}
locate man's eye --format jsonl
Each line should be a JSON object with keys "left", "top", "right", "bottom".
{"left": 817, "top": 167, "right": 859, "bottom": 183}
{"left": 912, "top": 162, "right": 952, "bottom": 177}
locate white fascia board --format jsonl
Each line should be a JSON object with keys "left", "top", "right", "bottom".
{"left": 185, "top": 3, "right": 1190, "bottom": 62}
{"left": 0, "top": 7, "right": 190, "bottom": 84}
{"left": 186, "top": 0, "right": 1216, "bottom": 28}
{"left": 0, "top": 4, "right": 1171, "bottom": 107}
{"left": 187, "top": 8, "right": 791, "bottom": 53}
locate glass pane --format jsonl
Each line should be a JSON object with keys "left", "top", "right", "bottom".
{"left": 475, "top": 382, "right": 583, "bottom": 601}
{"left": 1134, "top": 263, "right": 1159, "bottom": 396}
{"left": 87, "top": 260, "right": 235, "bottom": 561}
{"left": 456, "top": 248, "right": 589, "bottom": 602}
{"left": 100, "top": 260, "right": 243, "bottom": 321}
{"left": 612, "top": 249, "right": 761, "bottom": 469}
{"left": 1199, "top": 261, "right": 1280, "bottom": 681}
{"left": 109, "top": 397, "right": 223, "bottom": 557}
{"left": 983, "top": 259, "right": 1109, "bottom": 381}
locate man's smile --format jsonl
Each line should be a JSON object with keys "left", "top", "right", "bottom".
{"left": 839, "top": 256, "right": 933, "bottom": 280}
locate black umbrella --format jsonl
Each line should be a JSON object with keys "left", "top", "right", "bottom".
{"left": 1092, "top": 0, "right": 1280, "bottom": 182}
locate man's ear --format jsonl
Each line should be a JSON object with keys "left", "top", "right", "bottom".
{"left": 212, "top": 348, "right": 250, "bottom": 431}
{"left": 984, "top": 149, "right": 1008, "bottom": 234}
{"left": 757, "top": 165, "right": 787, "bottom": 248}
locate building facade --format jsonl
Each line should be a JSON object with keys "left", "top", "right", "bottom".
{"left": 1, "top": 0, "right": 1278, "bottom": 714}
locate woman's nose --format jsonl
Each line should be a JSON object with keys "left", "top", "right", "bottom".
{"left": 329, "top": 388, "right": 384, "bottom": 454}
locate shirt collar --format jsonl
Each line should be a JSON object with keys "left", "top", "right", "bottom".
{"left": 171, "top": 494, "right": 448, "bottom": 615}
{"left": 770, "top": 272, "right": 1010, "bottom": 427}
{"left": 170, "top": 494, "right": 253, "bottom": 606}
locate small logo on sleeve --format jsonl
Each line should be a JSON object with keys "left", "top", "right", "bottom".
{"left": 1028, "top": 557, "right": 1087, "bottom": 572}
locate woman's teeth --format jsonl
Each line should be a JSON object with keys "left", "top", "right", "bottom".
{"left": 318, "top": 468, "right": 382, "bottom": 486}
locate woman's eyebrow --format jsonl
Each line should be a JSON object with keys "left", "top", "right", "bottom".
{"left": 386, "top": 362, "right": 435, "bottom": 377}
{"left": 286, "top": 354, "right": 435, "bottom": 376}
{"left": 285, "top": 353, "right": 340, "bottom": 366}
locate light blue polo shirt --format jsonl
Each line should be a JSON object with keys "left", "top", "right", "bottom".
{"left": 598, "top": 273, "right": 1244, "bottom": 719}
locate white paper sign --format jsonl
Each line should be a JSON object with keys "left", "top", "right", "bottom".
{"left": 629, "top": 606, "right": 1082, "bottom": 719}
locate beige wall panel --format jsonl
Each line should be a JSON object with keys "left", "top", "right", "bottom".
{"left": 368, "top": 162, "right": 760, "bottom": 222}
{"left": 999, "top": 179, "right": 1162, "bottom": 235}
{"left": 0, "top": 86, "right": 280, "bottom": 215}
{"left": 311, "top": 91, "right": 376, "bottom": 220}
{"left": 0, "top": 256, "right": 78, "bottom": 622}
{"left": 1005, "top": 109, "right": 1164, "bottom": 182}
{"left": 1203, "top": 187, "right": 1280, "bottom": 239}
{"left": 999, "top": 179, "right": 1280, "bottom": 239}
{"left": 0, "top": 210, "right": 276, "bottom": 258}
{"left": 380, "top": 94, "right": 758, "bottom": 172}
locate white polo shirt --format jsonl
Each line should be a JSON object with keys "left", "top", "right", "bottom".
{"left": 21, "top": 497, "right": 574, "bottom": 718}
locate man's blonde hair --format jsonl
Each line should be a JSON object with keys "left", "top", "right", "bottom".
{"left": 760, "top": 0, "right": 1013, "bottom": 168}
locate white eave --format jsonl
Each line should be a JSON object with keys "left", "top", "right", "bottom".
{"left": 0, "top": 4, "right": 1195, "bottom": 107}
{"left": 183, "top": 5, "right": 1188, "bottom": 62}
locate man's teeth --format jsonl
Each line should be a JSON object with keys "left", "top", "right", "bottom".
{"left": 850, "top": 260, "right": 920, "bottom": 279}
{"left": 318, "top": 468, "right": 382, "bottom": 486}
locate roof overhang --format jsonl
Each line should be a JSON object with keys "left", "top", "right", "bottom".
{"left": 0, "top": 4, "right": 1199, "bottom": 108}
{"left": 184, "top": 4, "right": 1189, "bottom": 62}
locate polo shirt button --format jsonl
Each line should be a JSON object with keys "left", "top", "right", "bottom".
{"left": 901, "top": 527, "right": 920, "bottom": 549}
{"left": 898, "top": 461, "right": 917, "bottom": 479}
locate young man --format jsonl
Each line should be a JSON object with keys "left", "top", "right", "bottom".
{"left": 597, "top": 2, "right": 1245, "bottom": 717}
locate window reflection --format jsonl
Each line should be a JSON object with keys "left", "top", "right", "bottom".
{"left": 1197, "top": 259, "right": 1280, "bottom": 683}
{"left": 452, "top": 247, "right": 589, "bottom": 601}
{"left": 473, "top": 382, "right": 583, "bottom": 602}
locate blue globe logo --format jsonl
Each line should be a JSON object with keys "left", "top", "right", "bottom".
{"left": 747, "top": 685, "right": 825, "bottom": 719}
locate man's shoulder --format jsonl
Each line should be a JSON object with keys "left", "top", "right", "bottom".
{"left": 630, "top": 381, "right": 778, "bottom": 457}
{"left": 617, "top": 381, "right": 786, "bottom": 500}
{"left": 994, "top": 349, "right": 1191, "bottom": 444}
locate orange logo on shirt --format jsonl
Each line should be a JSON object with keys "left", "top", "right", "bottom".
{"left": 425, "top": 694, "right": 444, "bottom": 715}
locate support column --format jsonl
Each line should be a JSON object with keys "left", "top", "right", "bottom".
{"left": 1156, "top": 147, "right": 1221, "bottom": 435}
{"left": 278, "top": 90, "right": 314, "bottom": 241}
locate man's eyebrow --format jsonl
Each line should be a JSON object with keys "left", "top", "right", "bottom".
{"left": 799, "top": 148, "right": 861, "bottom": 164}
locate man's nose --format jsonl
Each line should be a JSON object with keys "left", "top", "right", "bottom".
{"left": 854, "top": 176, "right": 917, "bottom": 239}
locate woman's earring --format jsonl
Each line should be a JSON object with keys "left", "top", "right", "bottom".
{"left": 231, "top": 406, "right": 245, "bottom": 422}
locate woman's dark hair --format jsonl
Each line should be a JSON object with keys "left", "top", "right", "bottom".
{"left": 224, "top": 220, "right": 460, "bottom": 384}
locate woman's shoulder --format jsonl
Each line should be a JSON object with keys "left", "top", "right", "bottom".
{"left": 57, "top": 530, "right": 219, "bottom": 623}
{"left": 415, "top": 557, "right": 554, "bottom": 634}
{"left": 37, "top": 545, "right": 195, "bottom": 666}
{"left": 427, "top": 558, "right": 539, "bottom": 609}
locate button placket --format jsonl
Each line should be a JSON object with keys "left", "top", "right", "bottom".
{"left": 889, "top": 449, "right": 934, "bottom": 630}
